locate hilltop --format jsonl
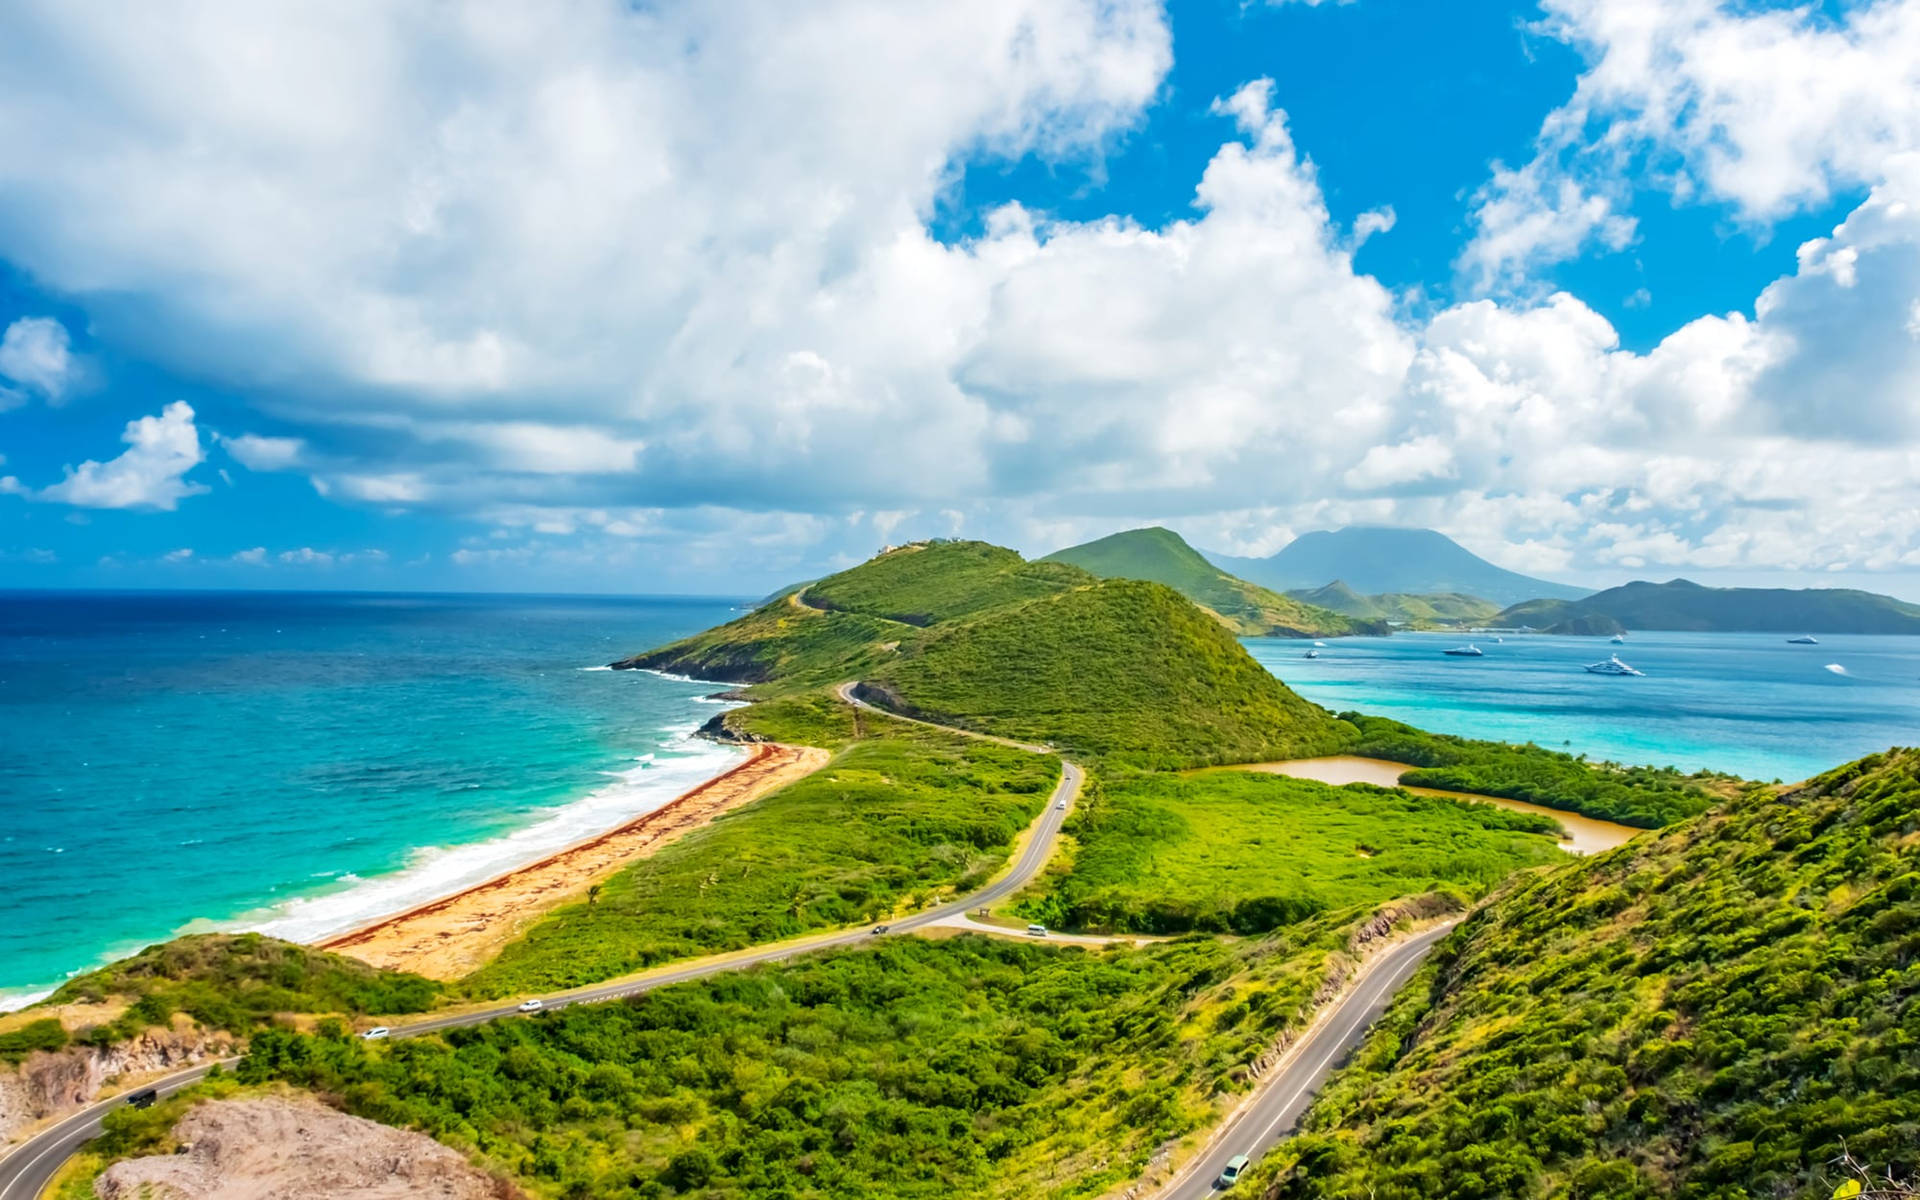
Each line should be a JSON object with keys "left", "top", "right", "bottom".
{"left": 1285, "top": 580, "right": 1500, "bottom": 629}
{"left": 1262, "top": 748, "right": 1920, "bottom": 1198}
{"left": 1212, "top": 526, "right": 1586, "bottom": 607}
{"left": 1041, "top": 527, "right": 1383, "bottom": 637}
{"left": 620, "top": 539, "right": 1355, "bottom": 766}
{"left": 1499, "top": 577, "right": 1920, "bottom": 634}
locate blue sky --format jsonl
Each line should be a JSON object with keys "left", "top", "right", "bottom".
{"left": 1, "top": 0, "right": 1916, "bottom": 597}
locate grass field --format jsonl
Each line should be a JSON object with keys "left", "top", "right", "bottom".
{"left": 463, "top": 716, "right": 1058, "bottom": 997}
{"left": 1015, "top": 769, "right": 1567, "bottom": 935}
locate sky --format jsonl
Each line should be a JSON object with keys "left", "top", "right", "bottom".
{"left": 1, "top": 0, "right": 1918, "bottom": 598}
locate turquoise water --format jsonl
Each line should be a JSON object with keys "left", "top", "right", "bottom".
{"left": 0, "top": 590, "right": 744, "bottom": 1007}
{"left": 1248, "top": 630, "right": 1920, "bottom": 783}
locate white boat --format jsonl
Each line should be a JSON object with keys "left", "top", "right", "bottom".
{"left": 1610, "top": 633, "right": 1626, "bottom": 644}
{"left": 1304, "top": 649, "right": 1320, "bottom": 659}
{"left": 1788, "top": 635, "right": 1819, "bottom": 644}
{"left": 1443, "top": 644, "right": 1484, "bottom": 657}
{"left": 1585, "top": 655, "right": 1644, "bottom": 676}
{"left": 1312, "top": 640, "right": 1327, "bottom": 647}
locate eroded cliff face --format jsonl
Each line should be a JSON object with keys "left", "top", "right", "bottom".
{"left": 0, "top": 1025, "right": 235, "bottom": 1145}
{"left": 95, "top": 1095, "right": 519, "bottom": 1200}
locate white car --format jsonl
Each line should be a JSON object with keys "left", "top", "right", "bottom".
{"left": 517, "top": 998, "right": 545, "bottom": 1013}
{"left": 1055, "top": 800, "right": 1066, "bottom": 810}
{"left": 1026, "top": 923, "right": 1048, "bottom": 937}
{"left": 360, "top": 1027, "right": 390, "bottom": 1040}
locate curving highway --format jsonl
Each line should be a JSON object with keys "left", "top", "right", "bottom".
{"left": 1, "top": 680, "right": 1451, "bottom": 1199}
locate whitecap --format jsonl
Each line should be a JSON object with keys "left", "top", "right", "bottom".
{"left": 238, "top": 737, "right": 749, "bottom": 947}
{"left": 577, "top": 665, "right": 614, "bottom": 672}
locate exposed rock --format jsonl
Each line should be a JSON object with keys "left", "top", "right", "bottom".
{"left": 95, "top": 1095, "right": 519, "bottom": 1200}
{"left": 0, "top": 1026, "right": 236, "bottom": 1146}
{"left": 697, "top": 710, "right": 766, "bottom": 744}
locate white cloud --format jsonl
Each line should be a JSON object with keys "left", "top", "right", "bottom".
{"left": 160, "top": 547, "right": 193, "bottom": 563}
{"left": 38, "top": 401, "right": 208, "bottom": 510}
{"left": 278, "top": 547, "right": 334, "bottom": 565}
{"left": 219, "top": 433, "right": 306, "bottom": 471}
{"left": 231, "top": 546, "right": 268, "bottom": 565}
{"left": 1465, "top": 0, "right": 1920, "bottom": 278}
{"left": 0, "top": 317, "right": 76, "bottom": 400}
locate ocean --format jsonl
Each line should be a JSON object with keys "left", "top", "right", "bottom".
{"left": 0, "top": 590, "right": 744, "bottom": 1007}
{"left": 1249, "top": 629, "right": 1920, "bottom": 783}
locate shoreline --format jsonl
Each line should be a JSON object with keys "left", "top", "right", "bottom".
{"left": 318, "top": 740, "right": 830, "bottom": 979}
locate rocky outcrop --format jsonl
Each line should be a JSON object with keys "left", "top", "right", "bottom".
{"left": 95, "top": 1095, "right": 521, "bottom": 1199}
{"left": 0, "top": 1026, "right": 235, "bottom": 1146}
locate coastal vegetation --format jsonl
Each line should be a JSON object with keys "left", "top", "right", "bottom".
{"left": 874, "top": 580, "right": 1355, "bottom": 767}
{"left": 1013, "top": 770, "right": 1565, "bottom": 935}
{"left": 1346, "top": 714, "right": 1728, "bottom": 827}
{"left": 1282, "top": 580, "right": 1500, "bottom": 629}
{"left": 228, "top": 906, "right": 1429, "bottom": 1200}
{"left": 35, "top": 934, "right": 440, "bottom": 1045}
{"left": 803, "top": 539, "right": 1089, "bottom": 626}
{"left": 1254, "top": 748, "right": 1920, "bottom": 1199}
{"left": 1496, "top": 576, "right": 1920, "bottom": 634}
{"left": 1040, "top": 526, "right": 1380, "bottom": 637}
{"left": 465, "top": 713, "right": 1056, "bottom": 997}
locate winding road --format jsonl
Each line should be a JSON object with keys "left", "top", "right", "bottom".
{"left": 0, "top": 682, "right": 1452, "bottom": 1199}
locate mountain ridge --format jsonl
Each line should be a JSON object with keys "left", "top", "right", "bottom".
{"left": 1210, "top": 526, "right": 1587, "bottom": 607}
{"left": 1498, "top": 577, "right": 1920, "bottom": 634}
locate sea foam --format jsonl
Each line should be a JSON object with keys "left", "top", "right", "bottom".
{"left": 241, "top": 731, "right": 745, "bottom": 948}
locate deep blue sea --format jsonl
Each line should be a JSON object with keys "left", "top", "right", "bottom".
{"left": 1249, "top": 630, "right": 1920, "bottom": 783}
{"left": 0, "top": 590, "right": 743, "bottom": 1007}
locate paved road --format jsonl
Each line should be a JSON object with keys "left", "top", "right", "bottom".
{"left": 0, "top": 723, "right": 1080, "bottom": 1199}
{"left": 1159, "top": 921, "right": 1456, "bottom": 1197}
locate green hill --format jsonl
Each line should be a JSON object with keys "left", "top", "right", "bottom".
{"left": 1042, "top": 527, "right": 1380, "bottom": 637}
{"left": 1498, "top": 578, "right": 1920, "bottom": 634}
{"left": 1261, "top": 747, "right": 1920, "bottom": 1198}
{"left": 1286, "top": 580, "right": 1500, "bottom": 628}
{"left": 868, "top": 579, "right": 1354, "bottom": 766}
{"left": 806, "top": 539, "right": 1090, "bottom": 626}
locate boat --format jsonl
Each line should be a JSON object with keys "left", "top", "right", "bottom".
{"left": 1610, "top": 633, "right": 1626, "bottom": 644}
{"left": 1304, "top": 649, "right": 1320, "bottom": 659}
{"left": 1585, "top": 655, "right": 1644, "bottom": 676}
{"left": 1788, "top": 635, "right": 1819, "bottom": 644}
{"left": 1312, "top": 640, "right": 1327, "bottom": 647}
{"left": 1443, "top": 644, "right": 1484, "bottom": 657}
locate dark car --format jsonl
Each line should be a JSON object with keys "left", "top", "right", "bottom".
{"left": 871, "top": 924, "right": 890, "bottom": 935}
{"left": 126, "top": 1088, "right": 159, "bottom": 1109}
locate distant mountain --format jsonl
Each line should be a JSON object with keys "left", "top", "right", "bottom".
{"left": 1285, "top": 580, "right": 1502, "bottom": 628}
{"left": 1040, "top": 527, "right": 1386, "bottom": 638}
{"left": 1210, "top": 526, "right": 1587, "bottom": 608}
{"left": 1498, "top": 578, "right": 1920, "bottom": 635}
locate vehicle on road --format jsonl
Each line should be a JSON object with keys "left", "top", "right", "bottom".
{"left": 517, "top": 998, "right": 544, "bottom": 1013}
{"left": 1056, "top": 800, "right": 1066, "bottom": 810}
{"left": 1216, "top": 1154, "right": 1250, "bottom": 1188}
{"left": 871, "top": 924, "right": 889, "bottom": 935}
{"left": 360, "top": 1026, "right": 390, "bottom": 1040}
{"left": 125, "top": 1089, "right": 158, "bottom": 1110}
{"left": 1026, "top": 923, "right": 1048, "bottom": 937}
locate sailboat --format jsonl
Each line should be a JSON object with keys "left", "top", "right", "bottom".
{"left": 1585, "top": 655, "right": 1644, "bottom": 676}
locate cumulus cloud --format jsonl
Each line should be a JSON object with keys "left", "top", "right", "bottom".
{"left": 38, "top": 401, "right": 208, "bottom": 510}
{"left": 1, "top": 0, "right": 1920, "bottom": 580}
{"left": 0, "top": 317, "right": 77, "bottom": 400}
{"left": 1464, "top": 0, "right": 1920, "bottom": 279}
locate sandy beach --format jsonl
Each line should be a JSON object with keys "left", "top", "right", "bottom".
{"left": 319, "top": 741, "right": 830, "bottom": 979}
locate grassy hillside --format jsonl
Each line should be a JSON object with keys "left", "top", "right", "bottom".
{"left": 1042, "top": 527, "right": 1379, "bottom": 637}
{"left": 1014, "top": 770, "right": 1564, "bottom": 935}
{"left": 217, "top": 905, "right": 1435, "bottom": 1200}
{"left": 613, "top": 595, "right": 900, "bottom": 685}
{"left": 872, "top": 579, "right": 1356, "bottom": 767}
{"left": 1286, "top": 580, "right": 1500, "bottom": 628}
{"left": 1258, "top": 748, "right": 1920, "bottom": 1199}
{"left": 36, "top": 934, "right": 440, "bottom": 1047}
{"left": 806, "top": 539, "right": 1089, "bottom": 625}
{"left": 1498, "top": 577, "right": 1920, "bottom": 634}
{"left": 465, "top": 708, "right": 1057, "bottom": 996}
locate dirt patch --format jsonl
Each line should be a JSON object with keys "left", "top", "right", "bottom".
{"left": 95, "top": 1095, "right": 518, "bottom": 1199}
{"left": 1, "top": 1023, "right": 234, "bottom": 1147}
{"left": 319, "top": 742, "right": 829, "bottom": 979}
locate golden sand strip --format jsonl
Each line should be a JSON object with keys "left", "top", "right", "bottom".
{"left": 317, "top": 742, "right": 831, "bottom": 980}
